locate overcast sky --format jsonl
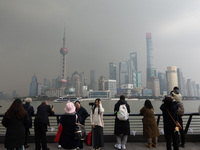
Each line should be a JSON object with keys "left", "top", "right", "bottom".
{"left": 1, "top": 0, "right": 200, "bottom": 96}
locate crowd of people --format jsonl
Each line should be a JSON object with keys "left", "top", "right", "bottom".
{"left": 1, "top": 86, "right": 186, "bottom": 150}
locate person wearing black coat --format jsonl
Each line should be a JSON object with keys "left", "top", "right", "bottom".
{"left": 23, "top": 98, "right": 34, "bottom": 149}
{"left": 59, "top": 102, "right": 79, "bottom": 149}
{"left": 160, "top": 96, "right": 179, "bottom": 150}
{"left": 34, "top": 101, "right": 55, "bottom": 150}
{"left": 114, "top": 95, "right": 130, "bottom": 150}
{"left": 75, "top": 101, "right": 89, "bottom": 149}
{"left": 2, "top": 98, "right": 29, "bottom": 150}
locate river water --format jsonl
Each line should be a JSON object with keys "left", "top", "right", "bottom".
{"left": 0, "top": 99, "right": 200, "bottom": 114}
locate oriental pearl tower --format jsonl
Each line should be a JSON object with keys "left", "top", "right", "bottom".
{"left": 59, "top": 27, "right": 68, "bottom": 87}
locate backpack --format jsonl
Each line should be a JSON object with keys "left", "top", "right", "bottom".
{"left": 117, "top": 104, "right": 129, "bottom": 121}
{"left": 177, "top": 102, "right": 184, "bottom": 116}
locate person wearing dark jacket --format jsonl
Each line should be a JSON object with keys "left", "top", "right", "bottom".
{"left": 75, "top": 101, "right": 89, "bottom": 125}
{"left": 171, "top": 86, "right": 185, "bottom": 148}
{"left": 2, "top": 98, "right": 29, "bottom": 150}
{"left": 34, "top": 101, "right": 54, "bottom": 150}
{"left": 114, "top": 95, "right": 130, "bottom": 150}
{"left": 75, "top": 100, "right": 89, "bottom": 149}
{"left": 23, "top": 98, "right": 34, "bottom": 149}
{"left": 160, "top": 96, "right": 179, "bottom": 150}
{"left": 58, "top": 102, "right": 79, "bottom": 150}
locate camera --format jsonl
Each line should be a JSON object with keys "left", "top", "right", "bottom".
{"left": 89, "top": 102, "right": 95, "bottom": 106}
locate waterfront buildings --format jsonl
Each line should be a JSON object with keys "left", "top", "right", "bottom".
{"left": 109, "top": 62, "right": 117, "bottom": 80}
{"left": 89, "top": 69, "right": 97, "bottom": 91}
{"left": 29, "top": 74, "right": 38, "bottom": 97}
{"left": 129, "top": 52, "right": 138, "bottom": 87}
{"left": 105, "top": 80, "right": 117, "bottom": 98}
{"left": 146, "top": 32, "right": 157, "bottom": 88}
{"left": 119, "top": 61, "right": 129, "bottom": 88}
{"left": 166, "top": 66, "right": 178, "bottom": 94}
{"left": 158, "top": 72, "right": 167, "bottom": 95}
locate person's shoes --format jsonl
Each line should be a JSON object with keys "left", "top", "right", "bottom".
{"left": 152, "top": 143, "right": 157, "bottom": 148}
{"left": 121, "top": 145, "right": 126, "bottom": 150}
{"left": 146, "top": 143, "right": 152, "bottom": 148}
{"left": 76, "top": 147, "right": 80, "bottom": 149}
{"left": 24, "top": 145, "right": 30, "bottom": 148}
{"left": 114, "top": 144, "right": 121, "bottom": 149}
{"left": 57, "top": 145, "right": 62, "bottom": 148}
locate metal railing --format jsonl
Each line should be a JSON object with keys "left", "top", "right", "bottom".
{"left": 0, "top": 113, "right": 200, "bottom": 136}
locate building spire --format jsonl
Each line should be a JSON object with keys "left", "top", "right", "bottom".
{"left": 63, "top": 25, "right": 66, "bottom": 48}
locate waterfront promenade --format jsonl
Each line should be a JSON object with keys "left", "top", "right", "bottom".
{"left": 0, "top": 142, "right": 200, "bottom": 150}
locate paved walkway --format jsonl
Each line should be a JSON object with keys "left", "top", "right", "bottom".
{"left": 0, "top": 142, "right": 200, "bottom": 150}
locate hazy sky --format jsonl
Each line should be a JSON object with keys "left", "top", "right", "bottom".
{"left": 1, "top": 0, "right": 200, "bottom": 96}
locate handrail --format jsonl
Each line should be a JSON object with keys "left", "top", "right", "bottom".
{"left": 0, "top": 113, "right": 200, "bottom": 135}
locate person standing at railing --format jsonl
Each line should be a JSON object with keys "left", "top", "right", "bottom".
{"left": 23, "top": 98, "right": 34, "bottom": 149}
{"left": 75, "top": 100, "right": 89, "bottom": 149}
{"left": 2, "top": 98, "right": 29, "bottom": 150}
{"left": 114, "top": 95, "right": 130, "bottom": 150}
{"left": 90, "top": 98, "right": 104, "bottom": 150}
{"left": 34, "top": 101, "right": 54, "bottom": 150}
{"left": 170, "top": 86, "right": 185, "bottom": 148}
{"left": 140, "top": 99, "right": 160, "bottom": 148}
{"left": 160, "top": 96, "right": 179, "bottom": 150}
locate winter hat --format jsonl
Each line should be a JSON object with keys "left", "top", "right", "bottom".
{"left": 64, "top": 102, "right": 75, "bottom": 114}
{"left": 25, "top": 98, "right": 32, "bottom": 103}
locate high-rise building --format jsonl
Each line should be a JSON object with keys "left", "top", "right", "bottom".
{"left": 30, "top": 74, "right": 38, "bottom": 97}
{"left": 158, "top": 72, "right": 167, "bottom": 95}
{"left": 105, "top": 80, "right": 117, "bottom": 98}
{"left": 99, "top": 76, "right": 105, "bottom": 90}
{"left": 119, "top": 61, "right": 129, "bottom": 89}
{"left": 177, "top": 68, "right": 186, "bottom": 96}
{"left": 146, "top": 32, "right": 157, "bottom": 88}
{"left": 90, "top": 69, "right": 96, "bottom": 90}
{"left": 186, "top": 79, "right": 193, "bottom": 97}
{"left": 109, "top": 62, "right": 117, "bottom": 80}
{"left": 166, "top": 66, "right": 178, "bottom": 94}
{"left": 72, "top": 71, "right": 82, "bottom": 97}
{"left": 137, "top": 71, "right": 142, "bottom": 87}
{"left": 129, "top": 52, "right": 138, "bottom": 87}
{"left": 147, "top": 77, "right": 160, "bottom": 97}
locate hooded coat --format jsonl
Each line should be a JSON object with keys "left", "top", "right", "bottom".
{"left": 114, "top": 99, "right": 130, "bottom": 135}
{"left": 140, "top": 107, "right": 160, "bottom": 138}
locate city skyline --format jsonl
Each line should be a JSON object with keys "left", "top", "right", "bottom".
{"left": 1, "top": 1, "right": 200, "bottom": 96}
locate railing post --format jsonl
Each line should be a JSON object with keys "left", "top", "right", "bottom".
{"left": 157, "top": 115, "right": 160, "bottom": 126}
{"left": 56, "top": 115, "right": 60, "bottom": 125}
{"left": 184, "top": 114, "right": 193, "bottom": 134}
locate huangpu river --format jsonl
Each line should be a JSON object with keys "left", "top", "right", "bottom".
{"left": 0, "top": 99, "right": 200, "bottom": 114}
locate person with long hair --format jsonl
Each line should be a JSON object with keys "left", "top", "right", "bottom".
{"left": 90, "top": 98, "right": 104, "bottom": 150}
{"left": 2, "top": 98, "right": 29, "bottom": 150}
{"left": 140, "top": 99, "right": 160, "bottom": 148}
{"left": 160, "top": 96, "right": 179, "bottom": 150}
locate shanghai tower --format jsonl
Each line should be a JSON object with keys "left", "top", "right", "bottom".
{"left": 146, "top": 32, "right": 156, "bottom": 87}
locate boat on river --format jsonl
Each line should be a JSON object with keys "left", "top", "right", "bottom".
{"left": 53, "top": 97, "right": 80, "bottom": 103}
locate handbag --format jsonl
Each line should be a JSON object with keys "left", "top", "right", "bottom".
{"left": 166, "top": 109, "right": 182, "bottom": 131}
{"left": 54, "top": 123, "right": 63, "bottom": 143}
{"left": 74, "top": 114, "right": 86, "bottom": 140}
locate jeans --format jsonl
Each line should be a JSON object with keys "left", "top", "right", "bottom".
{"left": 116, "top": 134, "right": 128, "bottom": 146}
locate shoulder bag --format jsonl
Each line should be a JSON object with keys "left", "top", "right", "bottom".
{"left": 74, "top": 114, "right": 86, "bottom": 140}
{"left": 166, "top": 109, "right": 182, "bottom": 131}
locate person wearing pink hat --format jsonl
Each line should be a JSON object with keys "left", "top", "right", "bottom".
{"left": 58, "top": 102, "right": 80, "bottom": 150}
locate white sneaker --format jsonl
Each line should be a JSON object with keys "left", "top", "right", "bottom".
{"left": 58, "top": 145, "right": 62, "bottom": 148}
{"left": 121, "top": 145, "right": 126, "bottom": 150}
{"left": 114, "top": 144, "right": 121, "bottom": 149}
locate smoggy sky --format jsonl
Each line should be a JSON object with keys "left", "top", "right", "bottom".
{"left": 1, "top": 0, "right": 200, "bottom": 96}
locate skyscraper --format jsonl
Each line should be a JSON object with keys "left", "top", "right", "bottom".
{"left": 90, "top": 69, "right": 96, "bottom": 90}
{"left": 166, "top": 66, "right": 178, "bottom": 94}
{"left": 129, "top": 52, "right": 138, "bottom": 87}
{"left": 119, "top": 61, "right": 129, "bottom": 88}
{"left": 72, "top": 71, "right": 82, "bottom": 96}
{"left": 109, "top": 62, "right": 117, "bottom": 80}
{"left": 158, "top": 72, "right": 167, "bottom": 95}
{"left": 30, "top": 74, "right": 38, "bottom": 97}
{"left": 146, "top": 32, "right": 157, "bottom": 87}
